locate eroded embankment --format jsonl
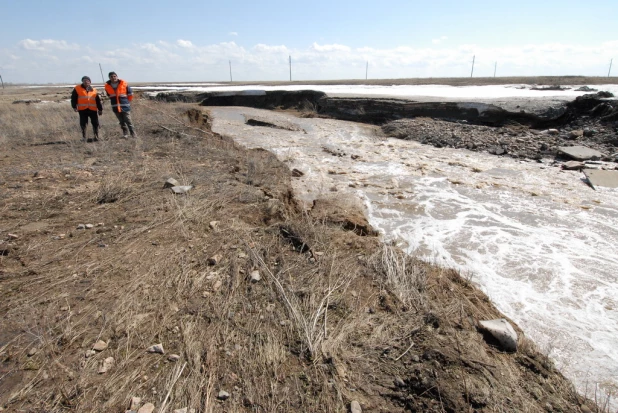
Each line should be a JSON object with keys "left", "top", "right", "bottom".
{"left": 155, "top": 89, "right": 618, "bottom": 128}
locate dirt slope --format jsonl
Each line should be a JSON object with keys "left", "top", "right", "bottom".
{"left": 0, "top": 87, "right": 606, "bottom": 412}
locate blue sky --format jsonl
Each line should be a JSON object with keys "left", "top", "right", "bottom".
{"left": 1, "top": 0, "right": 617, "bottom": 83}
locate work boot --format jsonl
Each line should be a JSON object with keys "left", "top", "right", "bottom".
{"left": 129, "top": 127, "right": 137, "bottom": 138}
{"left": 121, "top": 126, "right": 129, "bottom": 138}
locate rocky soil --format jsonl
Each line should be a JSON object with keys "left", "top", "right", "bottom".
{"left": 381, "top": 93, "right": 618, "bottom": 164}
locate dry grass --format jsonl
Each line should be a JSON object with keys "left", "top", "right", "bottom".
{"left": 0, "top": 90, "right": 611, "bottom": 412}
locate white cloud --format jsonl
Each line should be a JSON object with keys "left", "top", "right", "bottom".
{"left": 4, "top": 38, "right": 618, "bottom": 83}
{"left": 18, "top": 39, "right": 79, "bottom": 51}
{"left": 253, "top": 44, "right": 288, "bottom": 53}
{"left": 229, "top": 32, "right": 238, "bottom": 36}
{"left": 177, "top": 39, "right": 194, "bottom": 49}
{"left": 310, "top": 43, "right": 351, "bottom": 52}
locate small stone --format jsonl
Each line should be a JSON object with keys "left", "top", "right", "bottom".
{"left": 27, "top": 347, "right": 38, "bottom": 357}
{"left": 85, "top": 224, "right": 94, "bottom": 229}
{"left": 98, "top": 357, "right": 114, "bottom": 374}
{"left": 129, "top": 397, "right": 142, "bottom": 410}
{"left": 217, "top": 390, "right": 230, "bottom": 400}
{"left": 350, "top": 400, "right": 362, "bottom": 413}
{"left": 96, "top": 222, "right": 104, "bottom": 227}
{"left": 146, "top": 343, "right": 165, "bottom": 354}
{"left": 168, "top": 354, "right": 181, "bottom": 362}
{"left": 77, "top": 224, "right": 86, "bottom": 230}
{"left": 394, "top": 376, "right": 406, "bottom": 387}
{"left": 164, "top": 177, "right": 180, "bottom": 188}
{"left": 207, "top": 254, "right": 222, "bottom": 266}
{"left": 478, "top": 319, "right": 518, "bottom": 352}
{"left": 249, "top": 270, "right": 261, "bottom": 283}
{"left": 85, "top": 350, "right": 96, "bottom": 358}
{"left": 7, "top": 233, "right": 18, "bottom": 240}
{"left": 170, "top": 185, "right": 193, "bottom": 194}
{"left": 137, "top": 403, "right": 155, "bottom": 413}
{"left": 92, "top": 340, "right": 108, "bottom": 351}
{"left": 291, "top": 168, "right": 304, "bottom": 177}
{"left": 209, "top": 221, "right": 219, "bottom": 230}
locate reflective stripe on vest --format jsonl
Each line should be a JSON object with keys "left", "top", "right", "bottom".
{"left": 75, "top": 85, "right": 98, "bottom": 111}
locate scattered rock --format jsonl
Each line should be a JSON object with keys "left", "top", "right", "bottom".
{"left": 168, "top": 354, "right": 181, "bottom": 362}
{"left": 129, "top": 397, "right": 142, "bottom": 411}
{"left": 137, "top": 402, "right": 155, "bottom": 413}
{"left": 92, "top": 340, "right": 108, "bottom": 351}
{"left": 217, "top": 390, "right": 230, "bottom": 400}
{"left": 557, "top": 146, "right": 604, "bottom": 161}
{"left": 76, "top": 224, "right": 86, "bottom": 230}
{"left": 207, "top": 254, "right": 222, "bottom": 265}
{"left": 7, "top": 233, "right": 18, "bottom": 240}
{"left": 209, "top": 221, "right": 219, "bottom": 230}
{"left": 561, "top": 161, "right": 585, "bottom": 170}
{"left": 478, "top": 319, "right": 518, "bottom": 352}
{"left": 291, "top": 168, "right": 304, "bottom": 177}
{"left": 173, "top": 409, "right": 195, "bottom": 413}
{"left": 27, "top": 347, "right": 38, "bottom": 357}
{"left": 85, "top": 350, "right": 96, "bottom": 358}
{"left": 583, "top": 169, "right": 618, "bottom": 189}
{"left": 85, "top": 223, "right": 94, "bottom": 229}
{"left": 170, "top": 185, "right": 193, "bottom": 194}
{"left": 164, "top": 177, "right": 180, "bottom": 188}
{"left": 249, "top": 270, "right": 261, "bottom": 283}
{"left": 568, "top": 129, "right": 584, "bottom": 140}
{"left": 98, "top": 357, "right": 114, "bottom": 374}
{"left": 146, "top": 343, "right": 165, "bottom": 354}
{"left": 350, "top": 400, "right": 362, "bottom": 413}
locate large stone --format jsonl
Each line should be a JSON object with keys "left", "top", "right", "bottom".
{"left": 478, "top": 319, "right": 518, "bottom": 352}
{"left": 583, "top": 169, "right": 618, "bottom": 189}
{"left": 557, "top": 146, "right": 604, "bottom": 161}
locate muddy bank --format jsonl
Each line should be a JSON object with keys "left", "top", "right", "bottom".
{"left": 154, "top": 89, "right": 618, "bottom": 128}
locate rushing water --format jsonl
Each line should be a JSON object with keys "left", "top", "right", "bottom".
{"left": 208, "top": 105, "right": 618, "bottom": 402}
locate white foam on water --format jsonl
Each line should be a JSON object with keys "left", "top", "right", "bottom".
{"left": 207, "top": 104, "right": 618, "bottom": 405}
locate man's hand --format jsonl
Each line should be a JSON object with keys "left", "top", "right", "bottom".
{"left": 73, "top": 108, "right": 78, "bottom": 112}
{"left": 98, "top": 110, "right": 102, "bottom": 115}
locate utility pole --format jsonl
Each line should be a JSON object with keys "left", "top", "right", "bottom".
{"left": 0, "top": 73, "right": 4, "bottom": 89}
{"left": 99, "top": 63, "right": 105, "bottom": 84}
{"left": 366, "top": 61, "right": 368, "bottom": 80}
{"left": 609, "top": 58, "right": 613, "bottom": 77}
{"left": 289, "top": 55, "right": 292, "bottom": 81}
{"left": 494, "top": 61, "right": 497, "bottom": 77}
{"left": 470, "top": 55, "right": 475, "bottom": 77}
{"left": 229, "top": 60, "right": 233, "bottom": 82}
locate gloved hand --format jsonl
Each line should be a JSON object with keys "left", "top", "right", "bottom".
{"left": 98, "top": 110, "right": 102, "bottom": 115}
{"left": 74, "top": 108, "right": 78, "bottom": 112}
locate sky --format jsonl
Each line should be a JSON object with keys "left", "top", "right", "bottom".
{"left": 1, "top": 0, "right": 617, "bottom": 84}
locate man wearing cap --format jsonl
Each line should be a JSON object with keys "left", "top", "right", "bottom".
{"left": 104, "top": 72, "right": 136, "bottom": 138}
{"left": 71, "top": 76, "right": 103, "bottom": 141}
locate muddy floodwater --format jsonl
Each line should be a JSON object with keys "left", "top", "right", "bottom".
{"left": 208, "top": 105, "right": 618, "bottom": 399}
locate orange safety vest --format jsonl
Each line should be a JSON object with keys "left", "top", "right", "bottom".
{"left": 105, "top": 80, "right": 133, "bottom": 113}
{"left": 75, "top": 85, "right": 98, "bottom": 111}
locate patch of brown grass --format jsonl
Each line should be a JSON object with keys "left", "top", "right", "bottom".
{"left": 0, "top": 92, "right": 606, "bottom": 413}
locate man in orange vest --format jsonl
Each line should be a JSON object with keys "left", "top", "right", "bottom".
{"left": 104, "top": 71, "right": 136, "bottom": 138}
{"left": 70, "top": 76, "right": 102, "bottom": 142}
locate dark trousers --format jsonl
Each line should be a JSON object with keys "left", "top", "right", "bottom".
{"left": 79, "top": 110, "right": 99, "bottom": 138}
{"left": 114, "top": 111, "right": 135, "bottom": 136}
